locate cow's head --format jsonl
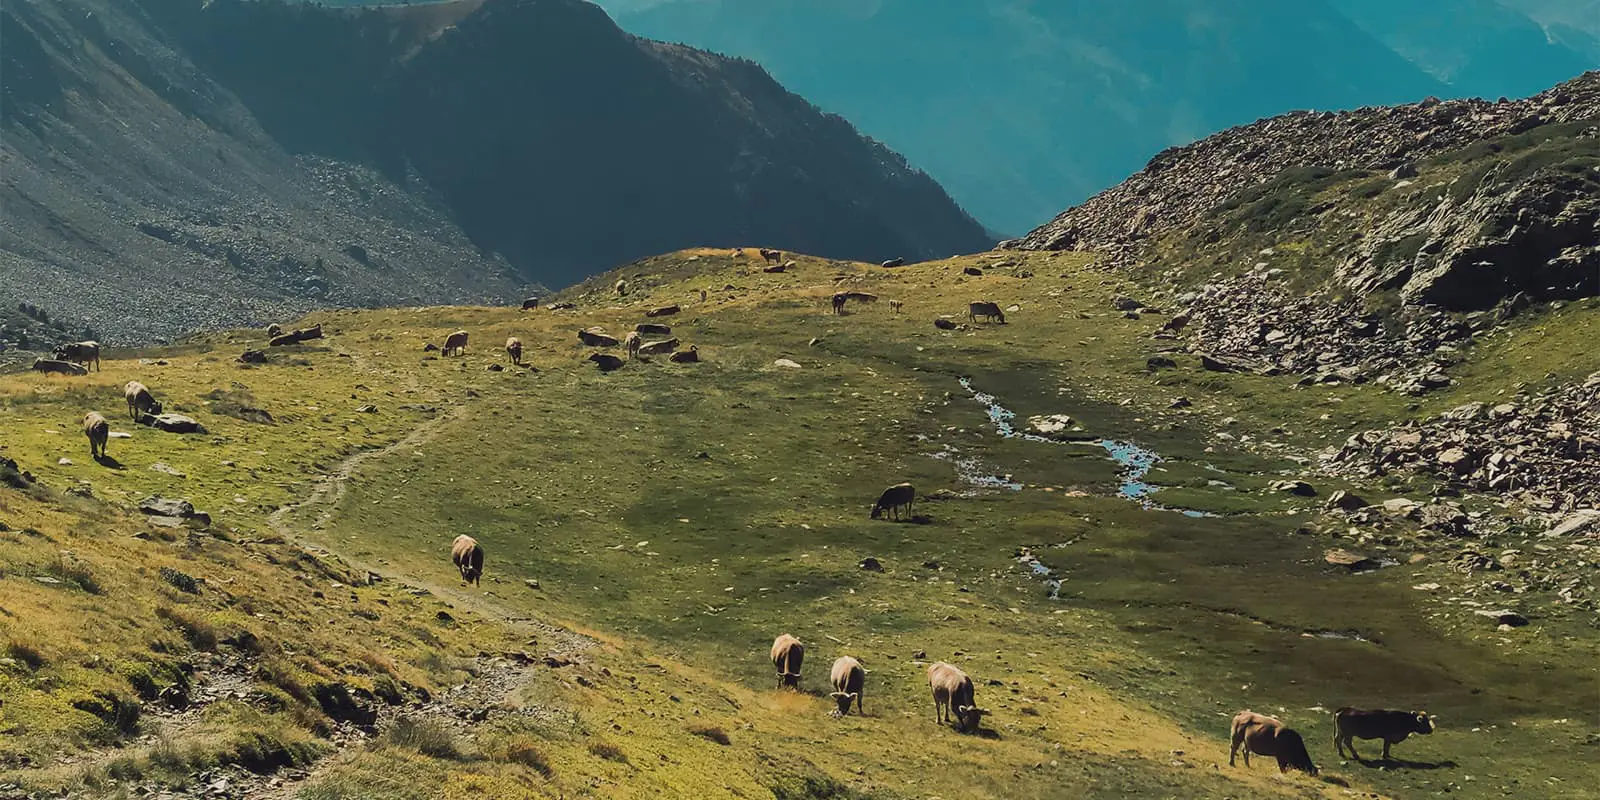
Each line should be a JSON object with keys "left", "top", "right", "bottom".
{"left": 461, "top": 564, "right": 481, "bottom": 585}
{"left": 870, "top": 504, "right": 883, "bottom": 519}
{"left": 955, "top": 704, "right": 989, "bottom": 733}
{"left": 1413, "top": 711, "right": 1435, "bottom": 734}
{"left": 829, "top": 691, "right": 857, "bottom": 715}
{"left": 1276, "top": 729, "right": 1318, "bottom": 775}
{"left": 149, "top": 400, "right": 164, "bottom": 416}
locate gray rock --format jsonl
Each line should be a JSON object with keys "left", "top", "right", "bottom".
{"left": 1474, "top": 609, "right": 1529, "bottom": 627}
{"left": 1271, "top": 480, "right": 1317, "bottom": 497}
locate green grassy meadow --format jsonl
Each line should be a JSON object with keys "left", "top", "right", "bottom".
{"left": 2, "top": 248, "right": 1596, "bottom": 798}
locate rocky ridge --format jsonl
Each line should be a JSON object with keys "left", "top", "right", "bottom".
{"left": 1008, "top": 71, "right": 1600, "bottom": 258}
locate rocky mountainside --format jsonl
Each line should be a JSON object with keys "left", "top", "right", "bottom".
{"left": 0, "top": 0, "right": 988, "bottom": 343}
{"left": 1009, "top": 73, "right": 1599, "bottom": 395}
{"left": 1010, "top": 72, "right": 1600, "bottom": 258}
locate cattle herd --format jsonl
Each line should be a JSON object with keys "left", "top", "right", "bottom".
{"left": 31, "top": 252, "right": 1441, "bottom": 775}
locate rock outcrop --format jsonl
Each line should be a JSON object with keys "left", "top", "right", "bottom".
{"left": 1011, "top": 72, "right": 1600, "bottom": 258}
{"left": 1324, "top": 372, "right": 1600, "bottom": 511}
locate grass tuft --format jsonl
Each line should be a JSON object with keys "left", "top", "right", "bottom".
{"left": 688, "top": 724, "right": 731, "bottom": 746}
{"left": 385, "top": 716, "right": 462, "bottom": 760}
{"left": 587, "top": 740, "right": 628, "bottom": 763}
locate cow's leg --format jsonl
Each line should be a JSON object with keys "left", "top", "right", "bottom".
{"left": 1382, "top": 740, "right": 1391, "bottom": 760}
{"left": 1229, "top": 730, "right": 1241, "bottom": 766}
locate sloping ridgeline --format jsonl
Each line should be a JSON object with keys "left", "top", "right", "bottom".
{"left": 1009, "top": 72, "right": 1600, "bottom": 393}
{"left": 147, "top": 0, "right": 991, "bottom": 286}
{"left": 0, "top": 0, "right": 988, "bottom": 343}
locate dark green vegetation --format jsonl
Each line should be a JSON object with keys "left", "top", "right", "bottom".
{"left": 3, "top": 249, "right": 1597, "bottom": 797}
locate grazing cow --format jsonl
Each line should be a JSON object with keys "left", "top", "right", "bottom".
{"left": 31, "top": 359, "right": 87, "bottom": 376}
{"left": 451, "top": 535, "right": 484, "bottom": 585}
{"left": 700, "top": 289, "right": 708, "bottom": 303}
{"left": 124, "top": 381, "right": 161, "bottom": 420}
{"left": 578, "top": 328, "right": 621, "bottom": 347}
{"left": 615, "top": 279, "right": 628, "bottom": 296}
{"left": 889, "top": 299, "right": 903, "bottom": 313}
{"left": 831, "top": 293, "right": 848, "bottom": 315}
{"left": 266, "top": 323, "right": 284, "bottom": 338}
{"left": 669, "top": 346, "right": 699, "bottom": 363}
{"left": 442, "top": 330, "right": 469, "bottom": 356}
{"left": 760, "top": 248, "right": 783, "bottom": 265}
{"left": 928, "top": 662, "right": 987, "bottom": 732}
{"left": 1333, "top": 708, "right": 1434, "bottom": 761}
{"left": 624, "top": 331, "right": 642, "bottom": 360}
{"left": 636, "top": 323, "right": 672, "bottom": 336}
{"left": 829, "top": 656, "right": 865, "bottom": 716}
{"left": 53, "top": 341, "right": 101, "bottom": 371}
{"left": 968, "top": 301, "right": 1006, "bottom": 324}
{"left": 505, "top": 337, "right": 523, "bottom": 366}
{"left": 589, "top": 353, "right": 625, "bottom": 372}
{"left": 881, "top": 257, "right": 905, "bottom": 268}
{"left": 771, "top": 634, "right": 804, "bottom": 689}
{"left": 270, "top": 325, "right": 323, "bottom": 347}
{"left": 962, "top": 267, "right": 983, "bottom": 276}
{"left": 637, "top": 338, "right": 679, "bottom": 357}
{"left": 83, "top": 412, "right": 109, "bottom": 460}
{"left": 1229, "top": 711, "right": 1317, "bottom": 775}
{"left": 521, "top": 297, "right": 540, "bottom": 310}
{"left": 870, "top": 483, "right": 915, "bottom": 521}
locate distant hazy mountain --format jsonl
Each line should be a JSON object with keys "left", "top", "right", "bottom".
{"left": 606, "top": 0, "right": 1598, "bottom": 235}
{"left": 2, "top": 0, "right": 989, "bottom": 339}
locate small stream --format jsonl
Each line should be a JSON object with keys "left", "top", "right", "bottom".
{"left": 958, "top": 378, "right": 1209, "bottom": 517}
{"left": 957, "top": 378, "right": 1215, "bottom": 599}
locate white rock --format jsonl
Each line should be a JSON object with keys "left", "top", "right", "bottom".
{"left": 773, "top": 359, "right": 803, "bottom": 369}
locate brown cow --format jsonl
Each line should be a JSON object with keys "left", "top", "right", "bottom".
{"left": 928, "top": 662, "right": 987, "bottom": 732}
{"left": 32, "top": 359, "right": 87, "bottom": 376}
{"left": 521, "top": 297, "right": 540, "bottom": 310}
{"left": 870, "top": 483, "right": 915, "bottom": 521}
{"left": 968, "top": 301, "right": 1006, "bottom": 323}
{"left": 624, "top": 331, "right": 642, "bottom": 360}
{"left": 771, "top": 633, "right": 804, "bottom": 689}
{"left": 1229, "top": 711, "right": 1317, "bottom": 775}
{"left": 442, "top": 330, "right": 469, "bottom": 356}
{"left": 505, "top": 337, "right": 523, "bottom": 366}
{"left": 124, "top": 381, "right": 161, "bottom": 420}
{"left": 54, "top": 341, "right": 101, "bottom": 372}
{"left": 1333, "top": 708, "right": 1434, "bottom": 761}
{"left": 83, "top": 412, "right": 109, "bottom": 460}
{"left": 829, "top": 656, "right": 865, "bottom": 716}
{"left": 888, "top": 299, "right": 903, "bottom": 313}
{"left": 451, "top": 535, "right": 484, "bottom": 585}
{"left": 760, "top": 248, "right": 783, "bottom": 265}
